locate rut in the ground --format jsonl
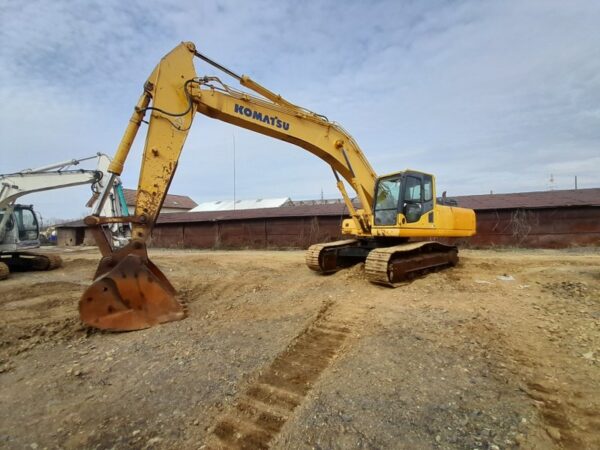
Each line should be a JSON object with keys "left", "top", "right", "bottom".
{"left": 204, "top": 303, "right": 360, "bottom": 450}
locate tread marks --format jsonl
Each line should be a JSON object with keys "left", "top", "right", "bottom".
{"left": 205, "top": 306, "right": 355, "bottom": 449}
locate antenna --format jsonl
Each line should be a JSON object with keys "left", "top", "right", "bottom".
{"left": 233, "top": 133, "right": 236, "bottom": 211}
{"left": 549, "top": 173, "right": 555, "bottom": 191}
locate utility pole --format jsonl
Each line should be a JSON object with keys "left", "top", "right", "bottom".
{"left": 575, "top": 175, "right": 578, "bottom": 190}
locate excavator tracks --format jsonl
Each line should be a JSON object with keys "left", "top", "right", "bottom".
{"left": 306, "top": 240, "right": 459, "bottom": 286}
{"left": 365, "top": 242, "right": 458, "bottom": 287}
{"left": 41, "top": 254, "right": 63, "bottom": 270}
{"left": 22, "top": 252, "right": 63, "bottom": 271}
{"left": 1, "top": 252, "right": 63, "bottom": 273}
{"left": 305, "top": 239, "right": 359, "bottom": 273}
{"left": 0, "top": 262, "right": 9, "bottom": 280}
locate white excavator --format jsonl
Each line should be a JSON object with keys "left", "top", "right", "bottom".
{"left": 0, "top": 153, "right": 129, "bottom": 280}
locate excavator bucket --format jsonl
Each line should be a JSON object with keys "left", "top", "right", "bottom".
{"left": 79, "top": 241, "right": 185, "bottom": 331}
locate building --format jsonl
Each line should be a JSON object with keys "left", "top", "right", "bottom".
{"left": 122, "top": 189, "right": 197, "bottom": 214}
{"left": 191, "top": 198, "right": 292, "bottom": 212}
{"left": 453, "top": 188, "right": 600, "bottom": 247}
{"left": 55, "top": 190, "right": 197, "bottom": 246}
{"left": 56, "top": 188, "right": 600, "bottom": 249}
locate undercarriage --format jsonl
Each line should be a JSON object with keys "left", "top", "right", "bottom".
{"left": 0, "top": 251, "right": 62, "bottom": 279}
{"left": 306, "top": 239, "right": 458, "bottom": 286}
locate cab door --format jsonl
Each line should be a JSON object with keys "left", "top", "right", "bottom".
{"left": 402, "top": 172, "right": 434, "bottom": 224}
{"left": 14, "top": 206, "right": 40, "bottom": 248}
{"left": 373, "top": 175, "right": 403, "bottom": 226}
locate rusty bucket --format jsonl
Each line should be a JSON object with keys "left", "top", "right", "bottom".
{"left": 79, "top": 241, "right": 185, "bottom": 331}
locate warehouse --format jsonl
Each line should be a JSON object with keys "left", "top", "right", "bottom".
{"left": 56, "top": 188, "right": 600, "bottom": 249}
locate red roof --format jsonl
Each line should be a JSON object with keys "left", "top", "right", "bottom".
{"left": 455, "top": 188, "right": 600, "bottom": 210}
{"left": 122, "top": 189, "right": 197, "bottom": 210}
{"left": 156, "top": 188, "right": 600, "bottom": 224}
{"left": 157, "top": 203, "right": 349, "bottom": 224}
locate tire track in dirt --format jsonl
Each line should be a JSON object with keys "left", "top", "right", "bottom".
{"left": 203, "top": 301, "right": 365, "bottom": 450}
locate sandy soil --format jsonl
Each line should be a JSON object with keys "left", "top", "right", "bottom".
{"left": 0, "top": 247, "right": 598, "bottom": 449}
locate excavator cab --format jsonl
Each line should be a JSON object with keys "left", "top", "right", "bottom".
{"left": 373, "top": 171, "right": 434, "bottom": 227}
{"left": 0, "top": 205, "right": 61, "bottom": 277}
{"left": 0, "top": 205, "right": 40, "bottom": 251}
{"left": 14, "top": 206, "right": 40, "bottom": 244}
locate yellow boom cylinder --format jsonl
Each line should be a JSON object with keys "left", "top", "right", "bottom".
{"left": 107, "top": 92, "right": 152, "bottom": 175}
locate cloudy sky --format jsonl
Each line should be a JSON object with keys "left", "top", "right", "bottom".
{"left": 1, "top": 0, "right": 599, "bottom": 221}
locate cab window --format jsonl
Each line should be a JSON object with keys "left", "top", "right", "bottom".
{"left": 404, "top": 176, "right": 422, "bottom": 202}
{"left": 423, "top": 175, "right": 433, "bottom": 202}
{"left": 15, "top": 208, "right": 38, "bottom": 241}
{"left": 374, "top": 176, "right": 401, "bottom": 226}
{"left": 403, "top": 176, "right": 423, "bottom": 223}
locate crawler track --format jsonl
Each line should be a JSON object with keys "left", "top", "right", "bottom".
{"left": 2, "top": 252, "right": 63, "bottom": 272}
{"left": 204, "top": 306, "right": 356, "bottom": 449}
{"left": 0, "top": 262, "right": 9, "bottom": 280}
{"left": 305, "top": 239, "right": 358, "bottom": 273}
{"left": 365, "top": 242, "right": 458, "bottom": 287}
{"left": 306, "top": 239, "right": 458, "bottom": 287}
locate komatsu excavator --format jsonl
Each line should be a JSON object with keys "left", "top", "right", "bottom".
{"left": 80, "top": 41, "right": 475, "bottom": 331}
{"left": 0, "top": 153, "right": 129, "bottom": 280}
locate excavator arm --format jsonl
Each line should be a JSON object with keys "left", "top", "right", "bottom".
{"left": 0, "top": 156, "right": 105, "bottom": 209}
{"left": 101, "top": 43, "right": 378, "bottom": 237}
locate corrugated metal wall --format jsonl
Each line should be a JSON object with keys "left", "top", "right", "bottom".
{"left": 467, "top": 207, "right": 600, "bottom": 248}
{"left": 151, "top": 217, "right": 343, "bottom": 249}
{"left": 149, "top": 207, "right": 600, "bottom": 249}
{"left": 56, "top": 206, "right": 599, "bottom": 249}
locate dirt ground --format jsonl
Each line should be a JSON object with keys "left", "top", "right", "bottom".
{"left": 0, "top": 247, "right": 598, "bottom": 449}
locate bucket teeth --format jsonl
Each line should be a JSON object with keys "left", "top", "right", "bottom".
{"left": 79, "top": 244, "right": 185, "bottom": 331}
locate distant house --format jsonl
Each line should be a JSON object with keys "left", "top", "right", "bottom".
{"left": 122, "top": 189, "right": 197, "bottom": 214}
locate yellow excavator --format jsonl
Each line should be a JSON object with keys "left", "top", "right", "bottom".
{"left": 80, "top": 42, "right": 475, "bottom": 331}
